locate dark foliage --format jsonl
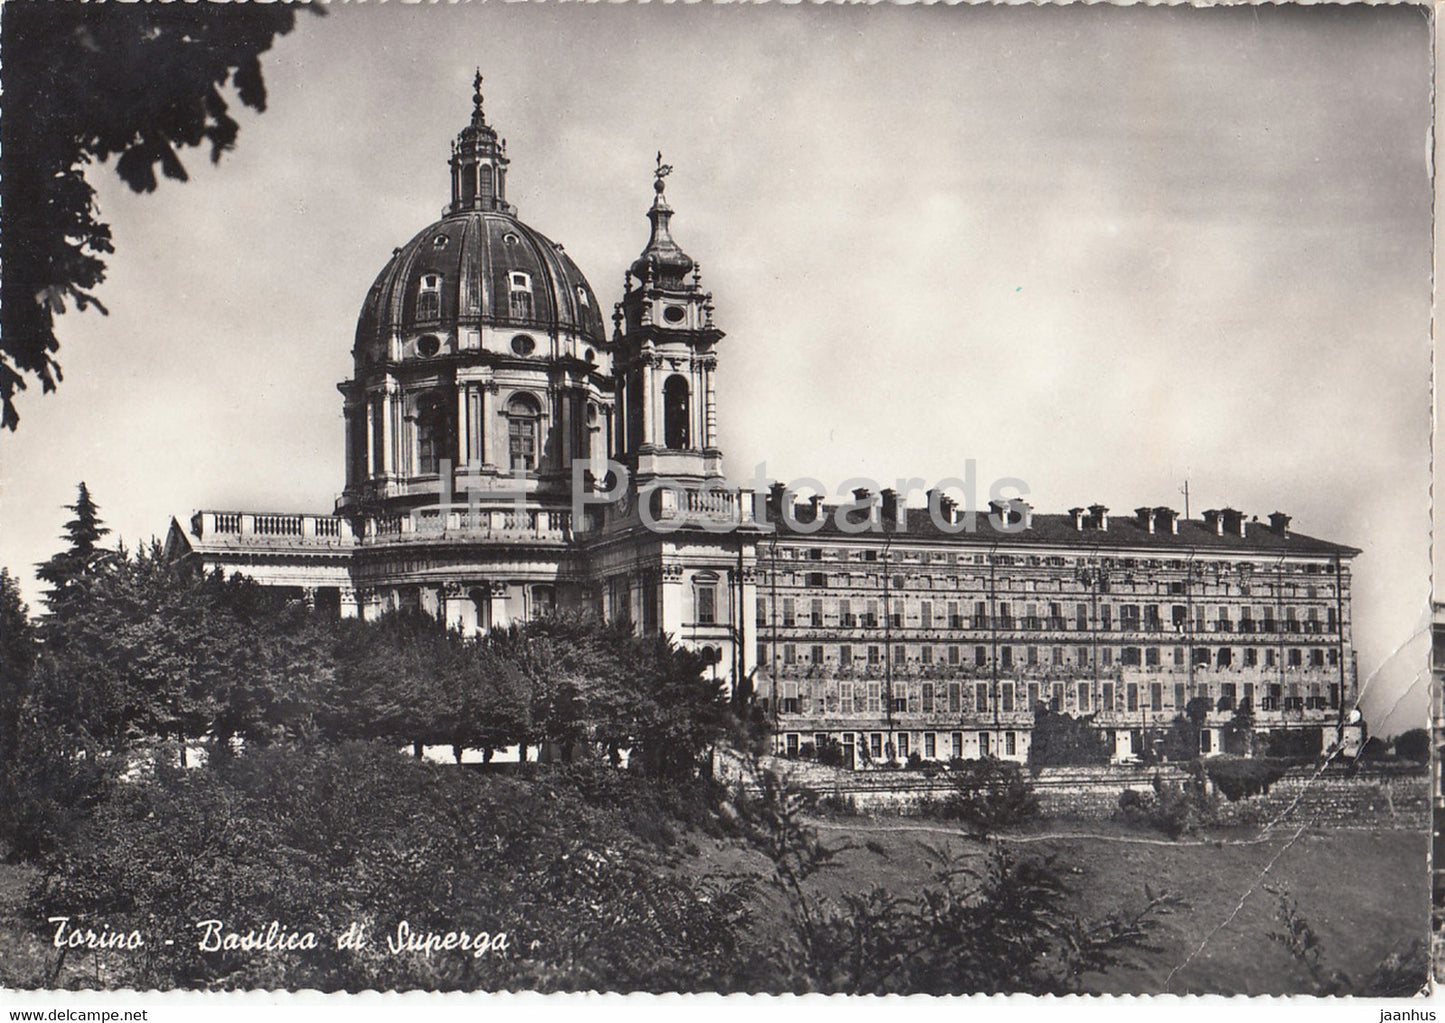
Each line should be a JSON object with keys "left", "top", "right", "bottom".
{"left": 1116, "top": 766, "right": 1216, "bottom": 839}
{"left": 1, "top": 4, "right": 317, "bottom": 429}
{"left": 1391, "top": 728, "right": 1429, "bottom": 764}
{"left": 927, "top": 758, "right": 1040, "bottom": 836}
{"left": 1028, "top": 708, "right": 1111, "bottom": 766}
{"left": 1202, "top": 756, "right": 1290, "bottom": 803}
{"left": 1264, "top": 727, "right": 1324, "bottom": 761}
{"left": 27, "top": 743, "right": 754, "bottom": 992}
{"left": 1268, "top": 887, "right": 1427, "bottom": 996}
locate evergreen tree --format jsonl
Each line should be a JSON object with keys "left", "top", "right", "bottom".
{"left": 35, "top": 482, "right": 112, "bottom": 612}
{"left": 0, "top": 568, "right": 37, "bottom": 758}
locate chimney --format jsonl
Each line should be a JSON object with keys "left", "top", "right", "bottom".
{"left": 940, "top": 494, "right": 957, "bottom": 525}
{"left": 1202, "top": 509, "right": 1223, "bottom": 536}
{"left": 1017, "top": 500, "right": 1034, "bottom": 530}
{"left": 805, "top": 494, "right": 824, "bottom": 523}
{"left": 1088, "top": 504, "right": 1109, "bottom": 531}
{"left": 1069, "top": 507, "right": 1086, "bottom": 532}
{"left": 1134, "top": 507, "right": 1154, "bottom": 534}
{"left": 1222, "top": 507, "right": 1246, "bottom": 538}
{"left": 766, "top": 481, "right": 786, "bottom": 518}
{"left": 927, "top": 489, "right": 958, "bottom": 525}
{"left": 880, "top": 488, "right": 899, "bottom": 525}
{"left": 1154, "top": 506, "right": 1179, "bottom": 535}
{"left": 1268, "top": 511, "right": 1291, "bottom": 536}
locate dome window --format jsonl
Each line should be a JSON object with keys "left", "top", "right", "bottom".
{"left": 508, "top": 272, "right": 533, "bottom": 320}
{"left": 506, "top": 392, "right": 541, "bottom": 473}
{"left": 416, "top": 334, "right": 441, "bottom": 358}
{"left": 417, "top": 274, "right": 442, "bottom": 321}
{"left": 510, "top": 334, "right": 536, "bottom": 357}
{"left": 503, "top": 232, "right": 520, "bottom": 246}
{"left": 433, "top": 235, "right": 448, "bottom": 248}
{"left": 663, "top": 374, "right": 690, "bottom": 450}
{"left": 663, "top": 305, "right": 685, "bottom": 324}
{"left": 576, "top": 285, "right": 590, "bottom": 308}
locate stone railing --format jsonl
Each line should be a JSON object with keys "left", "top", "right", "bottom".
{"left": 192, "top": 511, "right": 355, "bottom": 544}
{"left": 362, "top": 506, "right": 572, "bottom": 544}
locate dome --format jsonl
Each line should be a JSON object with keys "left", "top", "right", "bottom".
{"left": 352, "top": 72, "right": 607, "bottom": 361}
{"left": 353, "top": 209, "right": 606, "bottom": 359}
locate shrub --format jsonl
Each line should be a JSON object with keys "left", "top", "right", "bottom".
{"left": 1265, "top": 727, "right": 1323, "bottom": 761}
{"left": 797, "top": 742, "right": 817, "bottom": 761}
{"left": 906, "top": 751, "right": 923, "bottom": 770}
{"left": 930, "top": 758, "right": 1039, "bottom": 836}
{"left": 1392, "top": 728, "right": 1429, "bottom": 764}
{"left": 1202, "top": 756, "right": 1290, "bottom": 802}
{"left": 815, "top": 735, "right": 846, "bottom": 768}
{"left": 1116, "top": 767, "right": 1216, "bottom": 838}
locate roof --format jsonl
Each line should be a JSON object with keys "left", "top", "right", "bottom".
{"left": 761, "top": 507, "right": 1360, "bottom": 559}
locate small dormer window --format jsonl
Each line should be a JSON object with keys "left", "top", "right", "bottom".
{"left": 417, "top": 274, "right": 441, "bottom": 321}
{"left": 509, "top": 272, "right": 533, "bottom": 320}
{"left": 576, "top": 285, "right": 589, "bottom": 308}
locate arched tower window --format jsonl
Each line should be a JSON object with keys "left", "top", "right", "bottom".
{"left": 478, "top": 163, "right": 494, "bottom": 198}
{"left": 506, "top": 391, "right": 541, "bottom": 472}
{"left": 663, "top": 374, "right": 690, "bottom": 450}
{"left": 415, "top": 390, "right": 456, "bottom": 476}
{"left": 508, "top": 272, "right": 533, "bottom": 320}
{"left": 417, "top": 274, "right": 441, "bottom": 321}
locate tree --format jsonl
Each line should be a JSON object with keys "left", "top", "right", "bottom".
{"left": 1392, "top": 728, "right": 1430, "bottom": 764}
{"left": 0, "top": 569, "right": 37, "bottom": 753}
{"left": 1028, "top": 708, "right": 1110, "bottom": 766}
{"left": 35, "top": 482, "right": 112, "bottom": 612}
{"left": 1, "top": 5, "right": 317, "bottom": 429}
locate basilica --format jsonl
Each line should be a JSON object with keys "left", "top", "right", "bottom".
{"left": 167, "top": 76, "right": 1361, "bottom": 765}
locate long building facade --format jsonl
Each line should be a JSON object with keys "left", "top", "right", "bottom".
{"left": 167, "top": 76, "right": 1361, "bottom": 765}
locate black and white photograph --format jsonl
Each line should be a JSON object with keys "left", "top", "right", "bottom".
{"left": 0, "top": 0, "right": 1435, "bottom": 1006}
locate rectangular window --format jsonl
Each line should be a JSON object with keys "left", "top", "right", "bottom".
{"left": 975, "top": 682, "right": 989, "bottom": 712}
{"left": 949, "top": 682, "right": 962, "bottom": 713}
{"left": 1174, "top": 682, "right": 1186, "bottom": 708}
{"left": 1102, "top": 682, "right": 1115, "bottom": 710}
{"left": 839, "top": 598, "right": 854, "bottom": 627}
{"left": 1121, "top": 647, "right": 1142, "bottom": 666}
{"left": 921, "top": 683, "right": 935, "bottom": 713}
{"left": 1052, "top": 646, "right": 1063, "bottom": 666}
{"left": 974, "top": 645, "right": 987, "bottom": 667}
{"left": 1077, "top": 683, "right": 1090, "bottom": 711}
{"left": 868, "top": 683, "right": 882, "bottom": 712}
{"left": 1001, "top": 682, "right": 1016, "bottom": 713}
{"left": 1005, "top": 731, "right": 1017, "bottom": 756}
{"left": 839, "top": 644, "right": 852, "bottom": 666}
{"left": 1027, "top": 646, "right": 1038, "bottom": 666}
{"left": 894, "top": 644, "right": 906, "bottom": 663}
{"left": 811, "top": 598, "right": 823, "bottom": 627}
{"left": 951, "top": 732, "right": 963, "bottom": 759}
{"left": 870, "top": 733, "right": 883, "bottom": 759}
{"left": 897, "top": 732, "right": 910, "bottom": 757}
{"left": 1266, "top": 649, "right": 1276, "bottom": 667}
{"left": 1077, "top": 646, "right": 1090, "bottom": 666}
{"left": 979, "top": 732, "right": 991, "bottom": 757}
{"left": 810, "top": 644, "right": 824, "bottom": 665}
{"left": 782, "top": 598, "right": 795, "bottom": 627}
{"left": 921, "top": 645, "right": 934, "bottom": 665}
{"left": 1001, "top": 647, "right": 1014, "bottom": 669}
{"left": 949, "top": 644, "right": 960, "bottom": 665}
{"left": 1027, "top": 682, "right": 1040, "bottom": 709}
{"left": 1102, "top": 647, "right": 1113, "bottom": 667}
{"left": 924, "top": 732, "right": 936, "bottom": 759}
{"left": 1145, "top": 647, "right": 1160, "bottom": 667}
{"left": 1051, "top": 682, "right": 1064, "bottom": 712}
{"left": 783, "top": 644, "right": 796, "bottom": 665}
{"left": 1127, "top": 684, "right": 1139, "bottom": 712}
{"left": 1150, "top": 682, "right": 1163, "bottom": 712}
{"left": 1310, "top": 648, "right": 1325, "bottom": 667}
{"left": 1288, "top": 648, "right": 1302, "bottom": 667}
{"left": 1075, "top": 603, "right": 1089, "bottom": 630}
{"left": 696, "top": 585, "right": 716, "bottom": 625}
{"left": 839, "top": 681, "right": 853, "bottom": 711}
{"left": 868, "top": 645, "right": 881, "bottom": 664}
{"left": 920, "top": 601, "right": 933, "bottom": 629}
{"left": 785, "top": 733, "right": 799, "bottom": 757}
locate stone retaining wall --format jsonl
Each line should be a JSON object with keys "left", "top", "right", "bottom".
{"left": 724, "top": 756, "right": 1429, "bottom": 830}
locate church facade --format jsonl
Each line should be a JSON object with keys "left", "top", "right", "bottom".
{"left": 168, "top": 77, "right": 1361, "bottom": 764}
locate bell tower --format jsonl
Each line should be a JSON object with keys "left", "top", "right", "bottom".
{"left": 448, "top": 69, "right": 513, "bottom": 215}
{"left": 612, "top": 156, "right": 725, "bottom": 486}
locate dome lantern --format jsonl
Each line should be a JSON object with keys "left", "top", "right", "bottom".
{"left": 448, "top": 68, "right": 513, "bottom": 216}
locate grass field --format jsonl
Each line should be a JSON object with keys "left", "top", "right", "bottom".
{"left": 684, "top": 817, "right": 1430, "bottom": 995}
{"left": 2, "top": 820, "right": 1427, "bottom": 994}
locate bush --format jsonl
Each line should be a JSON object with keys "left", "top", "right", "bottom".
{"left": 1116, "top": 767, "right": 1216, "bottom": 838}
{"left": 1392, "top": 728, "right": 1430, "bottom": 764}
{"left": 815, "top": 735, "right": 846, "bottom": 768}
{"left": 906, "top": 751, "right": 923, "bottom": 770}
{"left": 1265, "top": 727, "right": 1323, "bottom": 761}
{"left": 797, "top": 742, "right": 817, "bottom": 761}
{"left": 927, "top": 758, "right": 1039, "bottom": 835}
{"left": 1203, "top": 756, "right": 1290, "bottom": 802}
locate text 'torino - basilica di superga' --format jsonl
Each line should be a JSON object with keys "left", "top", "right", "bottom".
{"left": 168, "top": 75, "right": 1362, "bottom": 766}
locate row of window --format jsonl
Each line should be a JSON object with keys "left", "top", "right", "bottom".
{"left": 763, "top": 571, "right": 1336, "bottom": 600}
{"left": 778, "top": 546, "right": 1340, "bottom": 572}
{"left": 781, "top": 730, "right": 1021, "bottom": 761}
{"left": 771, "top": 678, "right": 1340, "bottom": 717}
{"left": 762, "top": 642, "right": 1341, "bottom": 670}
{"left": 413, "top": 272, "right": 591, "bottom": 322}
{"left": 761, "top": 597, "right": 1339, "bottom": 631}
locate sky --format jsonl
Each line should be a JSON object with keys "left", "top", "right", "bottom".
{"left": 0, "top": 3, "right": 1432, "bottom": 736}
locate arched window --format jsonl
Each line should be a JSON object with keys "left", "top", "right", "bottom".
{"left": 506, "top": 392, "right": 541, "bottom": 472}
{"left": 478, "top": 163, "right": 494, "bottom": 198}
{"left": 415, "top": 390, "right": 456, "bottom": 476}
{"left": 417, "top": 274, "right": 441, "bottom": 321}
{"left": 663, "top": 374, "right": 690, "bottom": 449}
